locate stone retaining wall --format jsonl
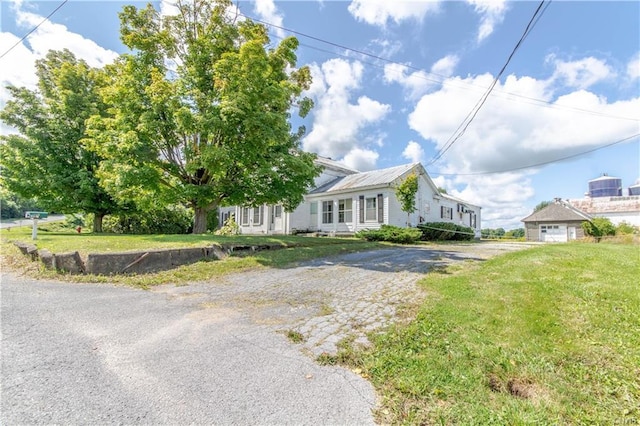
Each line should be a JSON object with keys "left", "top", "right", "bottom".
{"left": 12, "top": 241, "right": 285, "bottom": 275}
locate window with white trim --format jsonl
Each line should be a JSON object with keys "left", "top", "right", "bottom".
{"left": 253, "top": 205, "right": 263, "bottom": 225}
{"left": 322, "top": 201, "right": 333, "bottom": 224}
{"left": 241, "top": 207, "right": 250, "bottom": 225}
{"left": 441, "top": 206, "right": 453, "bottom": 220}
{"left": 274, "top": 205, "right": 282, "bottom": 218}
{"left": 338, "top": 198, "right": 352, "bottom": 223}
{"left": 365, "top": 197, "right": 377, "bottom": 221}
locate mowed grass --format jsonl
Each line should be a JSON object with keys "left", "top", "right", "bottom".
{"left": 0, "top": 224, "right": 382, "bottom": 288}
{"left": 341, "top": 243, "right": 639, "bottom": 424}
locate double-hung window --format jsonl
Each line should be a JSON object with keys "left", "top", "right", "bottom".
{"left": 365, "top": 197, "right": 377, "bottom": 221}
{"left": 253, "top": 205, "right": 263, "bottom": 225}
{"left": 441, "top": 206, "right": 453, "bottom": 220}
{"left": 241, "top": 207, "right": 250, "bottom": 225}
{"left": 338, "top": 198, "right": 352, "bottom": 223}
{"left": 322, "top": 201, "right": 333, "bottom": 224}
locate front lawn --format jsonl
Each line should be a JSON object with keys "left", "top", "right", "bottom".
{"left": 0, "top": 225, "right": 383, "bottom": 288}
{"left": 339, "top": 243, "right": 639, "bottom": 424}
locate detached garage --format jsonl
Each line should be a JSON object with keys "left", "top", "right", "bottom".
{"left": 522, "top": 199, "right": 592, "bottom": 242}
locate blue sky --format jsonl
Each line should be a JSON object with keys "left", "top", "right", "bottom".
{"left": 1, "top": 0, "right": 639, "bottom": 230}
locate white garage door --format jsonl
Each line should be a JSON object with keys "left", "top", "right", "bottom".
{"left": 540, "top": 224, "right": 567, "bottom": 242}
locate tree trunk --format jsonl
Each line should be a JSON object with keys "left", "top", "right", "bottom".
{"left": 93, "top": 213, "right": 104, "bottom": 233}
{"left": 193, "top": 206, "right": 209, "bottom": 234}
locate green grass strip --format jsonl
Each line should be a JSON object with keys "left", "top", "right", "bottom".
{"left": 350, "top": 243, "right": 639, "bottom": 424}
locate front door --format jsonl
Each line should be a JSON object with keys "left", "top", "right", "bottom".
{"left": 270, "top": 205, "right": 283, "bottom": 233}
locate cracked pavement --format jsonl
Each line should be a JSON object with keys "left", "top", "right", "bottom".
{"left": 2, "top": 242, "right": 535, "bottom": 424}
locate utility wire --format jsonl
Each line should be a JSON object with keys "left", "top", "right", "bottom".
{"left": 0, "top": 0, "right": 68, "bottom": 61}
{"left": 240, "top": 6, "right": 637, "bottom": 123}
{"left": 427, "top": 0, "right": 551, "bottom": 166}
{"left": 429, "top": 133, "right": 639, "bottom": 177}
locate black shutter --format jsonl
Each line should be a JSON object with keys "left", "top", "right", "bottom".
{"left": 359, "top": 195, "right": 365, "bottom": 223}
{"left": 377, "top": 194, "right": 383, "bottom": 223}
{"left": 441, "top": 206, "right": 444, "bottom": 219}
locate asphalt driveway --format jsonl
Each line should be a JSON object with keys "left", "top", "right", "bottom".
{"left": 1, "top": 243, "right": 534, "bottom": 425}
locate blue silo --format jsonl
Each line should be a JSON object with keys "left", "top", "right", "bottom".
{"left": 588, "top": 174, "right": 622, "bottom": 197}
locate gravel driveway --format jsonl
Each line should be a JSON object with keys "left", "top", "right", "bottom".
{"left": 1, "top": 242, "right": 535, "bottom": 425}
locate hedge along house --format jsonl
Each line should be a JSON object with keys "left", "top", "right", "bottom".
{"left": 220, "top": 158, "right": 482, "bottom": 237}
{"left": 521, "top": 198, "right": 592, "bottom": 242}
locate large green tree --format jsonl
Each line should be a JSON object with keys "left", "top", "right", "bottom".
{"left": 86, "top": 0, "right": 319, "bottom": 233}
{"left": 0, "top": 49, "right": 121, "bottom": 232}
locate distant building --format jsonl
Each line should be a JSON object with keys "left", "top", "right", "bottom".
{"left": 521, "top": 199, "right": 591, "bottom": 242}
{"left": 567, "top": 174, "right": 640, "bottom": 227}
{"left": 586, "top": 174, "right": 622, "bottom": 197}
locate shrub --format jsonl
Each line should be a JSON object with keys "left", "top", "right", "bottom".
{"left": 214, "top": 215, "right": 240, "bottom": 236}
{"left": 355, "top": 225, "right": 422, "bottom": 244}
{"left": 101, "top": 205, "right": 193, "bottom": 234}
{"left": 616, "top": 221, "right": 638, "bottom": 235}
{"left": 417, "top": 222, "right": 474, "bottom": 241}
{"left": 582, "top": 217, "right": 616, "bottom": 242}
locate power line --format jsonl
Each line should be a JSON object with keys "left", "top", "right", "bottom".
{"left": 429, "top": 133, "right": 639, "bottom": 177}
{"left": 0, "top": 0, "right": 68, "bottom": 61}
{"left": 240, "top": 7, "right": 637, "bottom": 123}
{"left": 427, "top": 0, "right": 551, "bottom": 166}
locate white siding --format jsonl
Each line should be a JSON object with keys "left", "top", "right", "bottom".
{"left": 288, "top": 200, "right": 316, "bottom": 233}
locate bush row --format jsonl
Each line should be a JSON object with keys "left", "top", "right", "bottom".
{"left": 417, "top": 222, "right": 475, "bottom": 241}
{"left": 355, "top": 225, "right": 422, "bottom": 244}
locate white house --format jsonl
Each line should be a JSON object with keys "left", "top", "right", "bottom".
{"left": 219, "top": 157, "right": 482, "bottom": 237}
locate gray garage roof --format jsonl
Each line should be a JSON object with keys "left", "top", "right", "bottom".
{"left": 310, "top": 163, "right": 417, "bottom": 194}
{"left": 522, "top": 202, "right": 592, "bottom": 223}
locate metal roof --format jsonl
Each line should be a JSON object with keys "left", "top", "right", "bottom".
{"left": 313, "top": 156, "right": 360, "bottom": 175}
{"left": 310, "top": 163, "right": 418, "bottom": 194}
{"left": 589, "top": 174, "right": 621, "bottom": 182}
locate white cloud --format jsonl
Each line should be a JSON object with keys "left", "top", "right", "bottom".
{"left": 431, "top": 54, "right": 459, "bottom": 77}
{"left": 466, "top": 0, "right": 507, "bottom": 43}
{"left": 627, "top": 53, "right": 640, "bottom": 80}
{"left": 14, "top": 10, "right": 118, "bottom": 68}
{"left": 348, "top": 0, "right": 440, "bottom": 27}
{"left": 549, "top": 55, "right": 616, "bottom": 90}
{"left": 383, "top": 55, "right": 459, "bottom": 100}
{"left": 408, "top": 64, "right": 640, "bottom": 230}
{"left": 253, "top": 0, "right": 286, "bottom": 39}
{"left": 402, "top": 141, "right": 425, "bottom": 164}
{"left": 1, "top": 2, "right": 118, "bottom": 135}
{"left": 303, "top": 58, "right": 391, "bottom": 163}
{"left": 342, "top": 147, "right": 379, "bottom": 171}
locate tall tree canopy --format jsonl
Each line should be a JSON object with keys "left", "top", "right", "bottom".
{"left": 0, "top": 49, "right": 121, "bottom": 232}
{"left": 86, "top": 0, "right": 319, "bottom": 233}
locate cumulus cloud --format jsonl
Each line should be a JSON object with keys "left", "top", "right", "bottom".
{"left": 0, "top": 2, "right": 118, "bottom": 135}
{"left": 466, "top": 0, "right": 507, "bottom": 43}
{"left": 343, "top": 147, "right": 379, "bottom": 171}
{"left": 548, "top": 55, "right": 616, "bottom": 89}
{"left": 402, "top": 141, "right": 425, "bottom": 164}
{"left": 408, "top": 61, "right": 640, "bottom": 229}
{"left": 431, "top": 54, "right": 459, "bottom": 77}
{"left": 626, "top": 53, "right": 640, "bottom": 80}
{"left": 348, "top": 0, "right": 440, "bottom": 27}
{"left": 303, "top": 58, "right": 391, "bottom": 165}
{"left": 384, "top": 55, "right": 459, "bottom": 100}
{"left": 252, "top": 0, "right": 286, "bottom": 39}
